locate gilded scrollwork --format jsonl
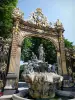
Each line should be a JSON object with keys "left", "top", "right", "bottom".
{"left": 29, "top": 8, "right": 49, "bottom": 27}
{"left": 13, "top": 20, "right": 20, "bottom": 34}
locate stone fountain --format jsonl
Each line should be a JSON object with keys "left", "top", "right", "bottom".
{"left": 21, "top": 44, "right": 63, "bottom": 99}
{"left": 12, "top": 44, "right": 75, "bottom": 100}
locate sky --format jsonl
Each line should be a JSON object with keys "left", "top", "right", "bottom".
{"left": 17, "top": 0, "right": 75, "bottom": 45}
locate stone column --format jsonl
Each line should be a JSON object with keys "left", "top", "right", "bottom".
{"left": 59, "top": 30, "right": 67, "bottom": 75}
{"left": 55, "top": 19, "right": 67, "bottom": 75}
{"left": 8, "top": 7, "right": 24, "bottom": 78}
{"left": 57, "top": 51, "right": 62, "bottom": 75}
{"left": 15, "top": 46, "right": 21, "bottom": 79}
{"left": 8, "top": 19, "right": 21, "bottom": 79}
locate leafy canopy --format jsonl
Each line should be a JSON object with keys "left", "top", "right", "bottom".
{"left": 21, "top": 37, "right": 73, "bottom": 64}
{"left": 0, "top": 0, "right": 18, "bottom": 38}
{"left": 21, "top": 37, "right": 57, "bottom": 64}
{"left": 64, "top": 39, "right": 73, "bottom": 49}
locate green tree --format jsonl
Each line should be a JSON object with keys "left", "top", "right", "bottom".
{"left": 64, "top": 39, "right": 73, "bottom": 49}
{"left": 21, "top": 37, "right": 57, "bottom": 64}
{"left": 21, "top": 37, "right": 73, "bottom": 64}
{"left": 0, "top": 0, "right": 18, "bottom": 38}
{"left": 21, "top": 38, "right": 32, "bottom": 62}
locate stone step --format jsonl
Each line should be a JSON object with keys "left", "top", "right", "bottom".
{"left": 0, "top": 94, "right": 12, "bottom": 100}
{"left": 3, "top": 89, "right": 16, "bottom": 95}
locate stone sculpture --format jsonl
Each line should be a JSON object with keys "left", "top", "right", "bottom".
{"left": 38, "top": 44, "right": 45, "bottom": 61}
{"left": 29, "top": 8, "right": 49, "bottom": 26}
{"left": 0, "top": 37, "right": 10, "bottom": 93}
{"left": 12, "top": 8, "right": 24, "bottom": 19}
{"left": 55, "top": 19, "right": 63, "bottom": 27}
{"left": 22, "top": 44, "right": 63, "bottom": 98}
{"left": 31, "top": 52, "right": 37, "bottom": 61}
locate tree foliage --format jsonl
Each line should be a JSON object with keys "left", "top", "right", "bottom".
{"left": 21, "top": 38, "right": 32, "bottom": 61}
{"left": 21, "top": 37, "right": 57, "bottom": 64}
{"left": 21, "top": 37, "right": 73, "bottom": 64}
{"left": 0, "top": 0, "right": 18, "bottom": 38}
{"left": 64, "top": 39, "right": 73, "bottom": 49}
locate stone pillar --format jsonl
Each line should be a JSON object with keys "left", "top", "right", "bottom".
{"left": 8, "top": 7, "right": 24, "bottom": 80}
{"left": 15, "top": 46, "right": 21, "bottom": 79}
{"left": 8, "top": 19, "right": 21, "bottom": 79}
{"left": 54, "top": 19, "right": 67, "bottom": 75}
{"left": 57, "top": 51, "right": 62, "bottom": 75}
{"left": 59, "top": 30, "right": 67, "bottom": 75}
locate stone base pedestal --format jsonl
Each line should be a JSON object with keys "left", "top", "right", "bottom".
{"left": 4, "top": 72, "right": 18, "bottom": 95}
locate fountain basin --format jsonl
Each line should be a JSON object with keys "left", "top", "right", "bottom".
{"left": 11, "top": 89, "right": 75, "bottom": 100}
{"left": 12, "top": 90, "right": 31, "bottom": 100}
{"left": 22, "top": 72, "right": 63, "bottom": 99}
{"left": 56, "top": 90, "right": 75, "bottom": 98}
